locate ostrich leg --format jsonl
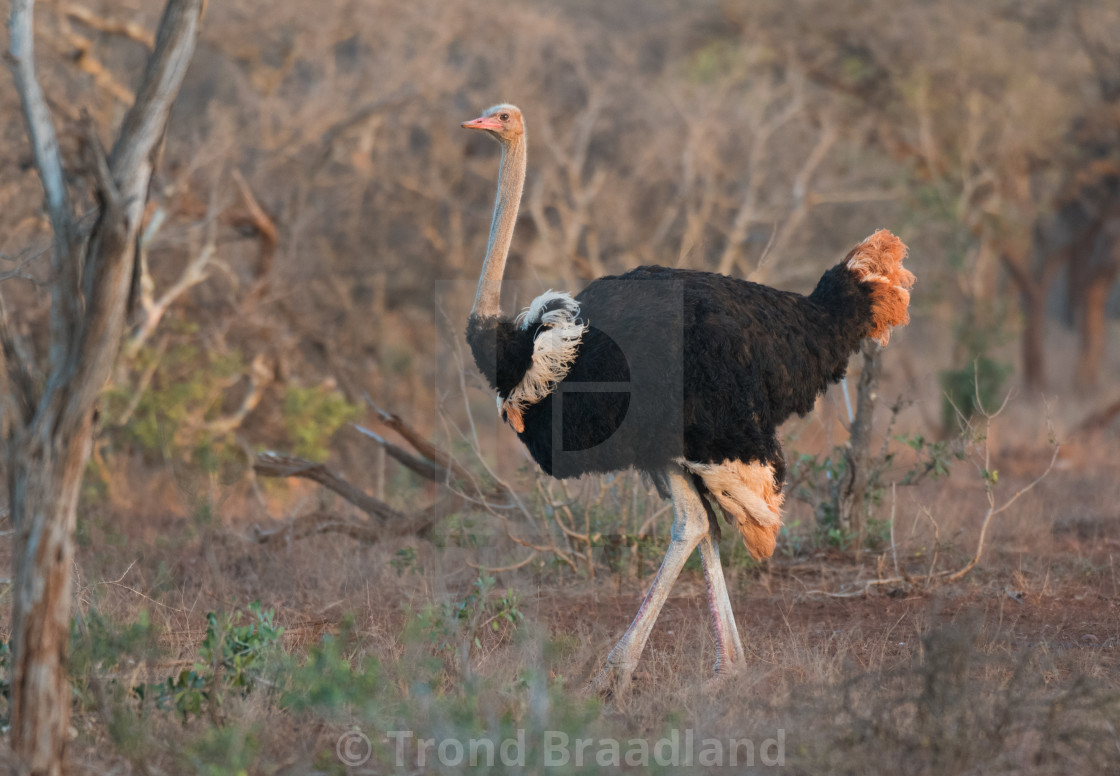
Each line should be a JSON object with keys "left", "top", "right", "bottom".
{"left": 698, "top": 534, "right": 746, "bottom": 673}
{"left": 584, "top": 467, "right": 708, "bottom": 696}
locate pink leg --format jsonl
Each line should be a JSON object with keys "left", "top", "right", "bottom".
{"left": 698, "top": 533, "right": 745, "bottom": 674}
{"left": 584, "top": 468, "right": 708, "bottom": 696}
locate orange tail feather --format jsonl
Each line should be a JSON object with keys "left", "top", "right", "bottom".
{"left": 844, "top": 229, "right": 914, "bottom": 345}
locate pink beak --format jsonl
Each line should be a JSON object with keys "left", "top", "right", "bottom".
{"left": 461, "top": 114, "right": 503, "bottom": 131}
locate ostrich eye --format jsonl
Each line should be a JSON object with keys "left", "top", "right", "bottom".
{"left": 499, "top": 112, "right": 510, "bottom": 121}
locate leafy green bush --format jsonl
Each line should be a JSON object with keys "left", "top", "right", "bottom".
{"left": 184, "top": 725, "right": 260, "bottom": 776}
{"left": 104, "top": 338, "right": 245, "bottom": 465}
{"left": 156, "top": 602, "right": 284, "bottom": 722}
{"left": 102, "top": 331, "right": 362, "bottom": 494}
{"left": 281, "top": 385, "right": 361, "bottom": 461}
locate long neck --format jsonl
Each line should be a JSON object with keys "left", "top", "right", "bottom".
{"left": 471, "top": 135, "right": 526, "bottom": 319}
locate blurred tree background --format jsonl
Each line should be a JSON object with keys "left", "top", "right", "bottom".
{"left": 0, "top": 0, "right": 1116, "bottom": 518}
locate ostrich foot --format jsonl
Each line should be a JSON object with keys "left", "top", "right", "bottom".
{"left": 702, "top": 664, "right": 743, "bottom": 693}
{"left": 582, "top": 659, "right": 636, "bottom": 699}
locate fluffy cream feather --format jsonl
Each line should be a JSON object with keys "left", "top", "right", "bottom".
{"left": 502, "top": 291, "right": 587, "bottom": 432}
{"left": 675, "top": 458, "right": 784, "bottom": 560}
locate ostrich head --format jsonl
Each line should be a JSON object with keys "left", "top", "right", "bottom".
{"left": 460, "top": 104, "right": 524, "bottom": 144}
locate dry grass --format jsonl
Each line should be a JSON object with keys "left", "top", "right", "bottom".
{"left": 5, "top": 426, "right": 1110, "bottom": 773}
{"left": 0, "top": 324, "right": 1112, "bottom": 774}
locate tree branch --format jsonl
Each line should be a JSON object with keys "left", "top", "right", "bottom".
{"left": 64, "top": 3, "right": 156, "bottom": 49}
{"left": 352, "top": 423, "right": 439, "bottom": 481}
{"left": 204, "top": 353, "right": 271, "bottom": 436}
{"left": 53, "top": 0, "right": 204, "bottom": 435}
{"left": 251, "top": 452, "right": 444, "bottom": 546}
{"left": 127, "top": 209, "right": 217, "bottom": 354}
{"left": 8, "top": 0, "right": 83, "bottom": 369}
{"left": 0, "top": 295, "right": 38, "bottom": 431}
{"left": 8, "top": 0, "right": 72, "bottom": 239}
{"left": 230, "top": 168, "right": 278, "bottom": 274}
{"left": 251, "top": 510, "right": 426, "bottom": 545}
{"left": 59, "top": 26, "right": 136, "bottom": 104}
{"left": 363, "top": 394, "right": 485, "bottom": 492}
{"left": 253, "top": 451, "right": 407, "bottom": 524}
{"left": 108, "top": 0, "right": 201, "bottom": 188}
{"left": 941, "top": 443, "right": 1059, "bottom": 583}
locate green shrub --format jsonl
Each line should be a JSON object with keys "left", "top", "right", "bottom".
{"left": 280, "top": 622, "right": 381, "bottom": 717}
{"left": 184, "top": 725, "right": 260, "bottom": 776}
{"left": 104, "top": 339, "right": 245, "bottom": 464}
{"left": 155, "top": 602, "right": 284, "bottom": 722}
{"left": 281, "top": 385, "right": 361, "bottom": 461}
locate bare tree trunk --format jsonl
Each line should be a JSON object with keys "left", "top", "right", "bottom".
{"left": 7, "top": 424, "right": 92, "bottom": 774}
{"left": 1020, "top": 289, "right": 1047, "bottom": 391}
{"left": 1000, "top": 247, "right": 1055, "bottom": 392}
{"left": 838, "top": 341, "right": 882, "bottom": 559}
{"left": 1075, "top": 260, "right": 1119, "bottom": 392}
{"left": 4, "top": 2, "right": 203, "bottom": 773}
{"left": 1076, "top": 278, "right": 1109, "bottom": 391}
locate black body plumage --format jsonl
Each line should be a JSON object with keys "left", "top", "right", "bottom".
{"left": 466, "top": 260, "right": 877, "bottom": 489}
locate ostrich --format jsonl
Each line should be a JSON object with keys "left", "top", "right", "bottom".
{"left": 461, "top": 104, "right": 914, "bottom": 694}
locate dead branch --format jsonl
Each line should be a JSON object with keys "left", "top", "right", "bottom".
{"left": 230, "top": 168, "right": 278, "bottom": 280}
{"left": 110, "top": 336, "right": 166, "bottom": 428}
{"left": 127, "top": 206, "right": 218, "bottom": 354}
{"left": 0, "top": 247, "right": 45, "bottom": 286}
{"left": 9, "top": 2, "right": 71, "bottom": 234}
{"left": 254, "top": 393, "right": 532, "bottom": 549}
{"left": 128, "top": 167, "right": 274, "bottom": 354}
{"left": 9, "top": 0, "right": 83, "bottom": 368}
{"left": 251, "top": 509, "right": 427, "bottom": 545}
{"left": 752, "top": 119, "right": 840, "bottom": 282}
{"left": 716, "top": 77, "right": 807, "bottom": 278}
{"left": 204, "top": 353, "right": 272, "bottom": 436}
{"left": 357, "top": 394, "right": 524, "bottom": 519}
{"left": 466, "top": 552, "right": 541, "bottom": 574}
{"left": 364, "top": 393, "right": 488, "bottom": 493}
{"left": 352, "top": 423, "right": 439, "bottom": 482}
{"left": 57, "top": 24, "right": 135, "bottom": 104}
{"left": 921, "top": 506, "right": 940, "bottom": 586}
{"left": 253, "top": 451, "right": 407, "bottom": 524}
{"left": 529, "top": 93, "right": 608, "bottom": 282}
{"left": 310, "top": 86, "right": 417, "bottom": 175}
{"left": 64, "top": 4, "right": 156, "bottom": 48}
